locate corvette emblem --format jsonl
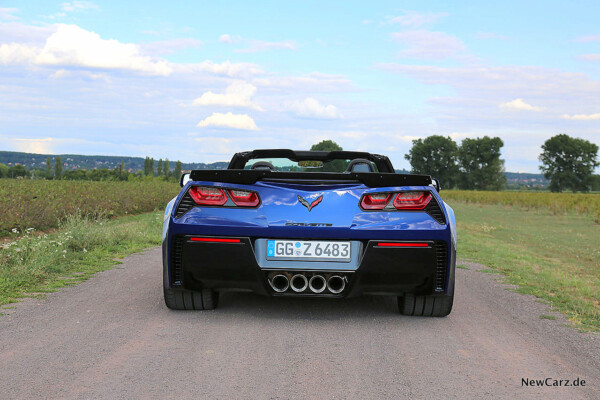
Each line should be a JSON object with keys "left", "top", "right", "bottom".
{"left": 297, "top": 195, "right": 323, "bottom": 212}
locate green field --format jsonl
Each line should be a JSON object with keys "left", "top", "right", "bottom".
{"left": 449, "top": 199, "right": 600, "bottom": 331}
{"left": 0, "top": 179, "right": 179, "bottom": 236}
{"left": 1, "top": 183, "right": 598, "bottom": 331}
{"left": 444, "top": 190, "right": 600, "bottom": 222}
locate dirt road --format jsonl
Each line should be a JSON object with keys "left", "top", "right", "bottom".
{"left": 0, "top": 248, "right": 598, "bottom": 399}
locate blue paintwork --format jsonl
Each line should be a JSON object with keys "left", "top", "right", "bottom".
{"left": 162, "top": 179, "right": 457, "bottom": 294}
{"left": 166, "top": 181, "right": 451, "bottom": 239}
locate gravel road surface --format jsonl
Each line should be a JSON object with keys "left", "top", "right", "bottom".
{"left": 1, "top": 247, "right": 598, "bottom": 399}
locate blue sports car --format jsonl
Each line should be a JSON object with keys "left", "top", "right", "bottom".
{"left": 162, "top": 149, "right": 457, "bottom": 316}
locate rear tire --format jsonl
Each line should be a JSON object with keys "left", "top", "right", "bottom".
{"left": 398, "top": 293, "right": 453, "bottom": 317}
{"left": 164, "top": 287, "right": 219, "bottom": 310}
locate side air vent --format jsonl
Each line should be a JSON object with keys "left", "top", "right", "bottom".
{"left": 174, "top": 191, "right": 196, "bottom": 218}
{"left": 171, "top": 236, "right": 184, "bottom": 286}
{"left": 434, "top": 241, "right": 448, "bottom": 292}
{"left": 425, "top": 198, "right": 446, "bottom": 224}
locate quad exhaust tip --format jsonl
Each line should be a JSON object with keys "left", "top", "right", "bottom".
{"left": 270, "top": 274, "right": 289, "bottom": 293}
{"left": 290, "top": 274, "right": 309, "bottom": 292}
{"left": 327, "top": 275, "right": 346, "bottom": 294}
{"left": 308, "top": 275, "right": 327, "bottom": 294}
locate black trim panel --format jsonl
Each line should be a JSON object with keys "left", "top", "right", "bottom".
{"left": 189, "top": 169, "right": 432, "bottom": 188}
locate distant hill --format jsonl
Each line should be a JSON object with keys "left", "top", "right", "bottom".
{"left": 0, "top": 151, "right": 550, "bottom": 187}
{"left": 0, "top": 151, "right": 228, "bottom": 172}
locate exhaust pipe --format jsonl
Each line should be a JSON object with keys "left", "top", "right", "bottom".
{"left": 308, "top": 275, "right": 327, "bottom": 293}
{"left": 327, "top": 275, "right": 346, "bottom": 294}
{"left": 290, "top": 274, "right": 308, "bottom": 293}
{"left": 270, "top": 274, "right": 289, "bottom": 293}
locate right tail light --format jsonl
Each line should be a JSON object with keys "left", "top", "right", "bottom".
{"left": 359, "top": 191, "right": 432, "bottom": 211}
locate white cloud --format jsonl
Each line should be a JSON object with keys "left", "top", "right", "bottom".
{"left": 192, "top": 81, "right": 263, "bottom": 110}
{"left": 0, "top": 43, "right": 40, "bottom": 64}
{"left": 61, "top": 1, "right": 98, "bottom": 12}
{"left": 574, "top": 34, "right": 600, "bottom": 43}
{"left": 362, "top": 20, "right": 373, "bottom": 25}
{"left": 391, "top": 30, "right": 467, "bottom": 60}
{"left": 0, "top": 7, "right": 19, "bottom": 20}
{"left": 219, "top": 34, "right": 241, "bottom": 44}
{"left": 561, "top": 113, "right": 600, "bottom": 120}
{"left": 235, "top": 40, "right": 297, "bottom": 53}
{"left": 0, "top": 24, "right": 172, "bottom": 75}
{"left": 197, "top": 112, "right": 258, "bottom": 130}
{"left": 253, "top": 72, "right": 353, "bottom": 92}
{"left": 139, "top": 38, "right": 203, "bottom": 55}
{"left": 499, "top": 98, "right": 544, "bottom": 111}
{"left": 579, "top": 53, "right": 600, "bottom": 61}
{"left": 288, "top": 97, "right": 342, "bottom": 119}
{"left": 181, "top": 60, "right": 263, "bottom": 78}
{"left": 384, "top": 11, "right": 448, "bottom": 27}
{"left": 13, "top": 137, "right": 54, "bottom": 154}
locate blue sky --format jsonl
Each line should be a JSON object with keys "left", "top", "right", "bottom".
{"left": 1, "top": 1, "right": 599, "bottom": 172}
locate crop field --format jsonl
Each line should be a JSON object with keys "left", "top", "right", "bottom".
{"left": 447, "top": 198, "right": 600, "bottom": 331}
{"left": 0, "top": 179, "right": 179, "bottom": 236}
{"left": 443, "top": 190, "right": 600, "bottom": 222}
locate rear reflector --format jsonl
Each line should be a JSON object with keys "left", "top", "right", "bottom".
{"left": 188, "top": 186, "right": 227, "bottom": 206}
{"left": 376, "top": 242, "right": 429, "bottom": 247}
{"left": 190, "top": 237, "right": 241, "bottom": 243}
{"left": 360, "top": 193, "right": 392, "bottom": 210}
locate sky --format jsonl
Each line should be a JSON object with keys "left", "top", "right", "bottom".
{"left": 0, "top": 1, "right": 599, "bottom": 173}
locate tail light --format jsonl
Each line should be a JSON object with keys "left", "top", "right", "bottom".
{"left": 393, "top": 191, "right": 432, "bottom": 210}
{"left": 228, "top": 189, "right": 260, "bottom": 207}
{"left": 359, "top": 191, "right": 432, "bottom": 211}
{"left": 360, "top": 193, "right": 392, "bottom": 210}
{"left": 188, "top": 186, "right": 227, "bottom": 206}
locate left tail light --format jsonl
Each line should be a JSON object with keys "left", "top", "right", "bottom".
{"left": 188, "top": 186, "right": 227, "bottom": 206}
{"left": 187, "top": 186, "right": 260, "bottom": 207}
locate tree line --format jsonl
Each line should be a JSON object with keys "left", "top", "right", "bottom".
{"left": 405, "top": 134, "right": 598, "bottom": 193}
{"left": 0, "top": 156, "right": 183, "bottom": 182}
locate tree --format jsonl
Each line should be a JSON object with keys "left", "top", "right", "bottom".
{"left": 117, "top": 160, "right": 125, "bottom": 179}
{"left": 143, "top": 157, "right": 151, "bottom": 176}
{"left": 46, "top": 157, "right": 52, "bottom": 179}
{"left": 163, "top": 158, "right": 169, "bottom": 179}
{"left": 310, "top": 140, "right": 343, "bottom": 152}
{"left": 0, "top": 163, "right": 8, "bottom": 178}
{"left": 55, "top": 156, "right": 63, "bottom": 180}
{"left": 457, "top": 136, "right": 506, "bottom": 190}
{"left": 174, "top": 160, "right": 182, "bottom": 181}
{"left": 11, "top": 165, "right": 27, "bottom": 178}
{"left": 539, "top": 134, "right": 599, "bottom": 193}
{"left": 404, "top": 135, "right": 459, "bottom": 189}
{"left": 157, "top": 159, "right": 163, "bottom": 176}
{"left": 310, "top": 140, "right": 345, "bottom": 171}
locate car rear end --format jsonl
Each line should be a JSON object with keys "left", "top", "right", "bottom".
{"left": 163, "top": 174, "right": 456, "bottom": 315}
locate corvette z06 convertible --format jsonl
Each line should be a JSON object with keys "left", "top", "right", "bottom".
{"left": 162, "top": 149, "right": 457, "bottom": 317}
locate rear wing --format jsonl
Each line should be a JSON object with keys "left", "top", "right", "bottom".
{"left": 189, "top": 170, "right": 432, "bottom": 188}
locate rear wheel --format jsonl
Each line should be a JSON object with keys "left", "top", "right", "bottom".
{"left": 398, "top": 293, "right": 453, "bottom": 317}
{"left": 164, "top": 287, "right": 219, "bottom": 310}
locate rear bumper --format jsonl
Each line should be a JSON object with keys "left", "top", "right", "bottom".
{"left": 163, "top": 234, "right": 455, "bottom": 297}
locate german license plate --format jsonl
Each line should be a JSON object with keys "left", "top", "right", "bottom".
{"left": 266, "top": 240, "right": 351, "bottom": 262}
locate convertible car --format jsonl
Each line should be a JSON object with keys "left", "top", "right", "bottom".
{"left": 162, "top": 149, "right": 456, "bottom": 316}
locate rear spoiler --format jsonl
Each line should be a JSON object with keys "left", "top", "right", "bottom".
{"left": 189, "top": 170, "right": 432, "bottom": 188}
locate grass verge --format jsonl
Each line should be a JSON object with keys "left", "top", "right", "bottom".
{"left": 449, "top": 200, "right": 600, "bottom": 332}
{"left": 0, "top": 211, "right": 163, "bottom": 308}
